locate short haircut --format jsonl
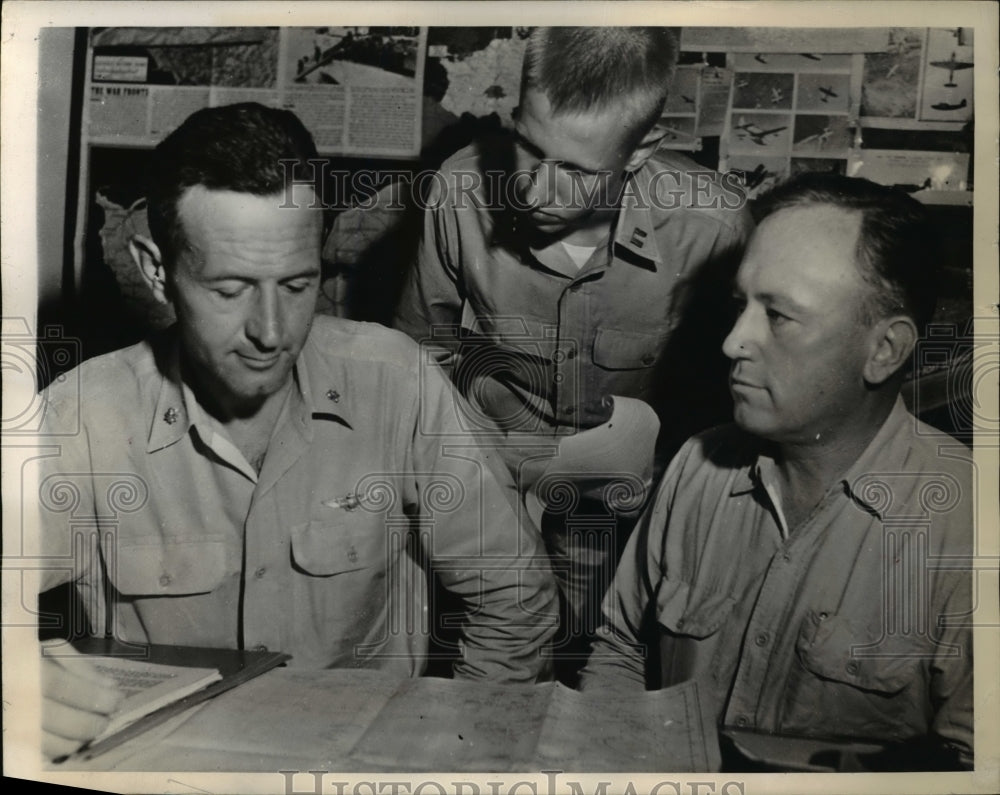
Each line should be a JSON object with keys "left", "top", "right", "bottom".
{"left": 146, "top": 103, "right": 321, "bottom": 263}
{"left": 755, "top": 173, "right": 939, "bottom": 331}
{"left": 520, "top": 27, "right": 680, "bottom": 141}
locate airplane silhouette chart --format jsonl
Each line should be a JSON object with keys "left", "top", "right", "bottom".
{"left": 733, "top": 117, "right": 788, "bottom": 146}
{"left": 734, "top": 73, "right": 794, "bottom": 111}
{"left": 929, "top": 52, "right": 973, "bottom": 87}
{"left": 796, "top": 126, "right": 834, "bottom": 150}
{"left": 818, "top": 86, "right": 838, "bottom": 103}
{"left": 735, "top": 163, "right": 773, "bottom": 190}
{"left": 893, "top": 177, "right": 933, "bottom": 194}
{"left": 930, "top": 98, "right": 968, "bottom": 112}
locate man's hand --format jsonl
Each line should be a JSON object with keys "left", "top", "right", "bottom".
{"left": 41, "top": 641, "right": 124, "bottom": 761}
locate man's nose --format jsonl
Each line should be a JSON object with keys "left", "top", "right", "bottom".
{"left": 246, "top": 285, "right": 281, "bottom": 350}
{"left": 722, "top": 307, "right": 753, "bottom": 360}
{"left": 522, "top": 160, "right": 557, "bottom": 209}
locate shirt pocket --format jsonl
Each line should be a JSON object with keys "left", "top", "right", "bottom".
{"left": 108, "top": 535, "right": 229, "bottom": 596}
{"left": 656, "top": 577, "right": 738, "bottom": 638}
{"left": 592, "top": 328, "right": 670, "bottom": 372}
{"left": 795, "top": 611, "right": 916, "bottom": 694}
{"left": 289, "top": 516, "right": 385, "bottom": 577}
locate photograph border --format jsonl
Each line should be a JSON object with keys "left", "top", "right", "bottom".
{"left": 3, "top": 2, "right": 998, "bottom": 793}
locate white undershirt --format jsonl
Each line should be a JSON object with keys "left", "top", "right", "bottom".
{"left": 560, "top": 240, "right": 598, "bottom": 270}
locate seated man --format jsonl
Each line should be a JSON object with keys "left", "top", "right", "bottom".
{"left": 37, "top": 103, "right": 557, "bottom": 759}
{"left": 394, "top": 27, "right": 753, "bottom": 678}
{"left": 580, "top": 174, "right": 973, "bottom": 769}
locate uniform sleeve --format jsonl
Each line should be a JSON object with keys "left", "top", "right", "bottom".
{"left": 578, "top": 440, "right": 695, "bottom": 690}
{"left": 393, "top": 173, "right": 463, "bottom": 372}
{"left": 405, "top": 358, "right": 558, "bottom": 683}
{"left": 35, "top": 383, "right": 103, "bottom": 610}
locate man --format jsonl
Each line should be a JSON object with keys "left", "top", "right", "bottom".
{"left": 580, "top": 173, "right": 973, "bottom": 769}
{"left": 393, "top": 28, "right": 753, "bottom": 674}
{"left": 37, "top": 103, "right": 557, "bottom": 759}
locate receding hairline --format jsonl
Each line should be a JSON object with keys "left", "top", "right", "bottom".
{"left": 164, "top": 183, "right": 323, "bottom": 266}
{"left": 757, "top": 202, "right": 901, "bottom": 325}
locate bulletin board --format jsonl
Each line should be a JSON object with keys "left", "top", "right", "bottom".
{"left": 698, "top": 27, "right": 974, "bottom": 203}
{"left": 68, "top": 26, "right": 976, "bottom": 357}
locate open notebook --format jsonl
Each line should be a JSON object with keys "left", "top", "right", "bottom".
{"left": 87, "top": 656, "right": 223, "bottom": 745}
{"left": 46, "top": 638, "right": 290, "bottom": 760}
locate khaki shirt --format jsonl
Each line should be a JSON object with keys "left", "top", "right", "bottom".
{"left": 580, "top": 399, "right": 973, "bottom": 761}
{"left": 37, "top": 317, "right": 557, "bottom": 681}
{"left": 394, "top": 139, "right": 753, "bottom": 456}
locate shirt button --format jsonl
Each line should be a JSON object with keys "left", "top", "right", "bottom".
{"left": 845, "top": 661, "right": 860, "bottom": 676}
{"left": 159, "top": 574, "right": 172, "bottom": 586}
{"left": 735, "top": 715, "right": 750, "bottom": 727}
{"left": 641, "top": 354, "right": 656, "bottom": 366}
{"left": 818, "top": 611, "right": 829, "bottom": 620}
{"left": 754, "top": 632, "right": 769, "bottom": 647}
{"left": 252, "top": 644, "right": 268, "bottom": 652}
{"left": 254, "top": 566, "right": 267, "bottom": 579}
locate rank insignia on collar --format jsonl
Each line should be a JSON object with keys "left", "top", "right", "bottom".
{"left": 163, "top": 407, "right": 179, "bottom": 425}
{"left": 326, "top": 389, "right": 341, "bottom": 403}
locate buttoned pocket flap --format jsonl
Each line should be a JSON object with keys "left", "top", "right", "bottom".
{"left": 656, "top": 578, "right": 737, "bottom": 639}
{"left": 290, "top": 518, "right": 383, "bottom": 577}
{"left": 796, "top": 612, "right": 915, "bottom": 694}
{"left": 110, "top": 536, "right": 228, "bottom": 596}
{"left": 593, "top": 328, "right": 669, "bottom": 370}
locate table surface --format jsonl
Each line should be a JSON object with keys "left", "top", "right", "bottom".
{"left": 68, "top": 667, "right": 408, "bottom": 772}
{"left": 62, "top": 665, "right": 722, "bottom": 773}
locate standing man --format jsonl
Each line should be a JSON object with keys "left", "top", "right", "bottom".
{"left": 37, "top": 103, "right": 557, "bottom": 760}
{"left": 394, "top": 27, "right": 753, "bottom": 679}
{"left": 581, "top": 174, "right": 973, "bottom": 770}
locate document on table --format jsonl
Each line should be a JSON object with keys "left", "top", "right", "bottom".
{"left": 348, "top": 677, "right": 717, "bottom": 772}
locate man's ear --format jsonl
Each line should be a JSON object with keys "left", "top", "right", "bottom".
{"left": 624, "top": 121, "right": 669, "bottom": 173}
{"left": 864, "top": 316, "right": 918, "bottom": 385}
{"left": 128, "top": 234, "right": 170, "bottom": 305}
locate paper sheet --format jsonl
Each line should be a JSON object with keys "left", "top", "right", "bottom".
{"left": 522, "top": 396, "right": 660, "bottom": 526}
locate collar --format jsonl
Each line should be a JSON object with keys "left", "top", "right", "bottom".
{"left": 837, "top": 396, "right": 916, "bottom": 520}
{"left": 297, "top": 325, "right": 355, "bottom": 434}
{"left": 147, "top": 339, "right": 191, "bottom": 453}
{"left": 521, "top": 163, "right": 663, "bottom": 274}
{"left": 146, "top": 329, "right": 343, "bottom": 454}
{"left": 729, "top": 464, "right": 758, "bottom": 497}
{"left": 729, "top": 397, "right": 914, "bottom": 520}
{"left": 611, "top": 163, "right": 663, "bottom": 267}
